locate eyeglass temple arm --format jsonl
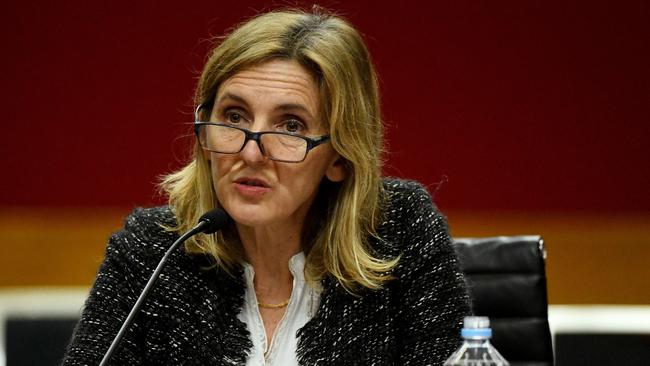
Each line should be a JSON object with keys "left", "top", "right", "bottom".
{"left": 307, "top": 134, "right": 331, "bottom": 149}
{"left": 194, "top": 104, "right": 204, "bottom": 122}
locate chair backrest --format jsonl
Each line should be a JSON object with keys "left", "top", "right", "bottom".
{"left": 4, "top": 316, "right": 78, "bottom": 366}
{"left": 454, "top": 235, "right": 554, "bottom": 366}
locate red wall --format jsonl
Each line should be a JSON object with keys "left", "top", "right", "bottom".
{"left": 3, "top": 0, "right": 649, "bottom": 212}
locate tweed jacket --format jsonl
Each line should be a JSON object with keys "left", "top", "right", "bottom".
{"left": 62, "top": 178, "right": 470, "bottom": 365}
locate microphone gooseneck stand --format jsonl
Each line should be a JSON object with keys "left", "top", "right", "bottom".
{"left": 98, "top": 209, "right": 229, "bottom": 366}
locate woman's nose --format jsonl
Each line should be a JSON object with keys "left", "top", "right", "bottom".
{"left": 239, "top": 139, "right": 266, "bottom": 165}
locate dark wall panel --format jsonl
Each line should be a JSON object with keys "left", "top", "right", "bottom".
{"left": 2, "top": 0, "right": 648, "bottom": 212}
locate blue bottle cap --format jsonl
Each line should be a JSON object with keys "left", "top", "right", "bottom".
{"left": 461, "top": 316, "right": 492, "bottom": 339}
{"left": 461, "top": 327, "right": 492, "bottom": 338}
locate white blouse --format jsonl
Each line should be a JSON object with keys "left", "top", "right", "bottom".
{"left": 237, "top": 252, "right": 321, "bottom": 366}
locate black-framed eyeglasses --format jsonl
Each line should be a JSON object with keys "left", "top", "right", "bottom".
{"left": 193, "top": 105, "right": 331, "bottom": 163}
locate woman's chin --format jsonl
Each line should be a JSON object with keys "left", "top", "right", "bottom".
{"left": 232, "top": 216, "right": 267, "bottom": 228}
{"left": 225, "top": 207, "right": 274, "bottom": 228}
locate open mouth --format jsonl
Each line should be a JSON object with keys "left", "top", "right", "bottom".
{"left": 235, "top": 178, "right": 269, "bottom": 188}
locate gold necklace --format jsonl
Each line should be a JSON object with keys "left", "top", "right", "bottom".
{"left": 256, "top": 293, "right": 290, "bottom": 309}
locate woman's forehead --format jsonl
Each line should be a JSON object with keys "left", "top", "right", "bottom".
{"left": 214, "top": 60, "right": 321, "bottom": 117}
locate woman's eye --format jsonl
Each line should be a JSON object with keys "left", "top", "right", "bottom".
{"left": 225, "top": 111, "right": 243, "bottom": 124}
{"left": 281, "top": 119, "right": 305, "bottom": 134}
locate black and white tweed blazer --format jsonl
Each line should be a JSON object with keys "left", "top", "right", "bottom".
{"left": 62, "top": 178, "right": 470, "bottom": 365}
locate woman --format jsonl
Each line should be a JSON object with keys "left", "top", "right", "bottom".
{"left": 63, "top": 8, "right": 470, "bottom": 366}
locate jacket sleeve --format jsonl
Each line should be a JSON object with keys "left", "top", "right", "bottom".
{"left": 393, "top": 181, "right": 471, "bottom": 365}
{"left": 61, "top": 212, "right": 152, "bottom": 365}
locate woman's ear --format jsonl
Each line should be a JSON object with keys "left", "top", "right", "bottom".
{"left": 325, "top": 155, "right": 347, "bottom": 182}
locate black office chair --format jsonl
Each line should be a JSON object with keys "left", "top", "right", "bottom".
{"left": 454, "top": 235, "right": 554, "bottom": 366}
{"left": 4, "top": 316, "right": 79, "bottom": 366}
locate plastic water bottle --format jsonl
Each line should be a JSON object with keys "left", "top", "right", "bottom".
{"left": 443, "top": 316, "right": 510, "bottom": 366}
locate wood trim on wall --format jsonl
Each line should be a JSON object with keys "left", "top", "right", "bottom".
{"left": 1, "top": 207, "right": 648, "bottom": 304}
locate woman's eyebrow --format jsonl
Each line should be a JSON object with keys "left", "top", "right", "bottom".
{"left": 275, "top": 103, "right": 314, "bottom": 119}
{"left": 217, "top": 92, "right": 249, "bottom": 107}
{"left": 217, "top": 92, "right": 315, "bottom": 120}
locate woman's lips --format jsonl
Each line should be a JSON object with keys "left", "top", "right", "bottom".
{"left": 233, "top": 178, "right": 271, "bottom": 197}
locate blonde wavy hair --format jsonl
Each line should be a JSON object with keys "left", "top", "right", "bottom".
{"left": 160, "top": 8, "right": 398, "bottom": 293}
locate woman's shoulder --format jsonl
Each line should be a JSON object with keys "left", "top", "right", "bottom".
{"left": 109, "top": 205, "right": 178, "bottom": 260}
{"left": 381, "top": 177, "right": 443, "bottom": 221}
{"left": 378, "top": 177, "right": 451, "bottom": 257}
{"left": 382, "top": 177, "right": 432, "bottom": 201}
{"left": 122, "top": 205, "right": 177, "bottom": 234}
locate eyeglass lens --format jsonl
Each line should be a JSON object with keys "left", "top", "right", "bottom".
{"left": 198, "top": 124, "right": 308, "bottom": 162}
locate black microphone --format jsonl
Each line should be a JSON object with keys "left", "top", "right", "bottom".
{"left": 98, "top": 208, "right": 230, "bottom": 366}
{"left": 195, "top": 208, "right": 230, "bottom": 235}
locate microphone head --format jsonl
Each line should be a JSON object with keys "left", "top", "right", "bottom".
{"left": 197, "top": 209, "right": 230, "bottom": 234}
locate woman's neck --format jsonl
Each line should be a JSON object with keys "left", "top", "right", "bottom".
{"left": 237, "top": 222, "right": 302, "bottom": 299}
